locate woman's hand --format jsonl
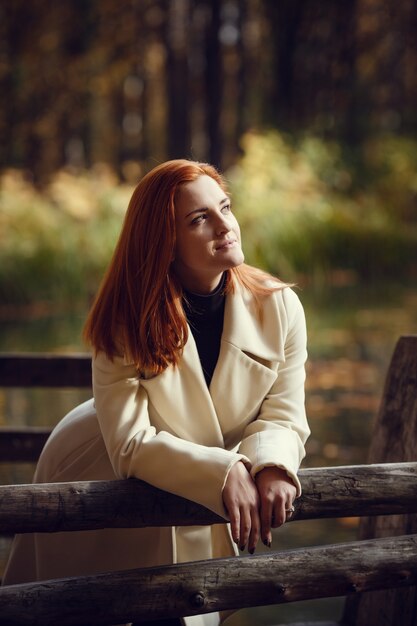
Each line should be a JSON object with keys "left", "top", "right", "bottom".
{"left": 222, "top": 461, "right": 260, "bottom": 553}
{"left": 255, "top": 466, "right": 297, "bottom": 547}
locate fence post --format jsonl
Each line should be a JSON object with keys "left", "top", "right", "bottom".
{"left": 342, "top": 335, "right": 417, "bottom": 626}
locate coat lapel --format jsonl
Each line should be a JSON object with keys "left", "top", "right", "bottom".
{"left": 140, "top": 331, "right": 226, "bottom": 447}
{"left": 210, "top": 285, "right": 285, "bottom": 445}
{"left": 141, "top": 284, "right": 287, "bottom": 449}
{"left": 220, "top": 283, "right": 285, "bottom": 361}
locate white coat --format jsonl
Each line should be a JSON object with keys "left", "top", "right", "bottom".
{"left": 3, "top": 285, "right": 309, "bottom": 626}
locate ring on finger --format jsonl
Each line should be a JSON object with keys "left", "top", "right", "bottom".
{"left": 285, "top": 506, "right": 295, "bottom": 517}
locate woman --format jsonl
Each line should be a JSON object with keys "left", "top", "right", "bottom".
{"left": 3, "top": 159, "right": 310, "bottom": 626}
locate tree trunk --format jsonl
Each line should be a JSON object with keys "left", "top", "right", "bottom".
{"left": 165, "top": 0, "right": 191, "bottom": 159}
{"left": 205, "top": 0, "right": 222, "bottom": 167}
{"left": 342, "top": 335, "right": 417, "bottom": 626}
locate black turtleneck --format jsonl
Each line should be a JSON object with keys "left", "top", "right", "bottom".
{"left": 182, "top": 274, "right": 226, "bottom": 387}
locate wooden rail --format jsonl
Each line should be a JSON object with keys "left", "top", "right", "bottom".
{"left": 0, "top": 427, "right": 52, "bottom": 462}
{"left": 1, "top": 534, "right": 417, "bottom": 626}
{"left": 0, "top": 462, "right": 416, "bottom": 534}
{"left": 0, "top": 353, "right": 91, "bottom": 461}
{"left": 0, "top": 352, "right": 91, "bottom": 387}
{"left": 0, "top": 337, "right": 416, "bottom": 625}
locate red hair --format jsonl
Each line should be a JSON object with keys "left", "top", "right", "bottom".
{"left": 84, "top": 159, "right": 285, "bottom": 375}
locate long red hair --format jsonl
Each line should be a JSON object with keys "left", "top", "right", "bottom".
{"left": 84, "top": 159, "right": 285, "bottom": 375}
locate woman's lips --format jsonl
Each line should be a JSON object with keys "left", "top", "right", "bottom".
{"left": 215, "top": 239, "right": 237, "bottom": 250}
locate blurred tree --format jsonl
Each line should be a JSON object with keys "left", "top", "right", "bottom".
{"left": 165, "top": 0, "right": 191, "bottom": 159}
{"left": 263, "top": 0, "right": 304, "bottom": 129}
{"left": 355, "top": 0, "right": 417, "bottom": 134}
{"left": 0, "top": 0, "right": 416, "bottom": 182}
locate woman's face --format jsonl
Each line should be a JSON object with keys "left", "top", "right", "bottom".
{"left": 172, "top": 174, "right": 244, "bottom": 294}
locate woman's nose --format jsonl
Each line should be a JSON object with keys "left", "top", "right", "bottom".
{"left": 214, "top": 213, "right": 231, "bottom": 235}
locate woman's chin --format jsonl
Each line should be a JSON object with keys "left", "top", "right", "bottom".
{"left": 228, "top": 250, "right": 245, "bottom": 268}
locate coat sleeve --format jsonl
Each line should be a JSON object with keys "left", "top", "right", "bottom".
{"left": 92, "top": 352, "right": 250, "bottom": 518}
{"left": 237, "top": 288, "right": 310, "bottom": 495}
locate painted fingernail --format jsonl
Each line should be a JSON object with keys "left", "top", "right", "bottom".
{"left": 239, "top": 545, "right": 245, "bottom": 552}
{"left": 263, "top": 539, "right": 271, "bottom": 548}
{"left": 249, "top": 547, "right": 255, "bottom": 555}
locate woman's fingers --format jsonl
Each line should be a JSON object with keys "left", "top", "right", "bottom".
{"left": 255, "top": 466, "right": 297, "bottom": 546}
{"left": 239, "top": 505, "right": 252, "bottom": 550}
{"left": 227, "top": 506, "right": 241, "bottom": 546}
{"left": 247, "top": 502, "right": 261, "bottom": 554}
{"left": 259, "top": 496, "right": 273, "bottom": 547}
{"left": 271, "top": 499, "right": 287, "bottom": 528}
{"left": 223, "top": 463, "right": 299, "bottom": 552}
{"left": 222, "top": 461, "right": 260, "bottom": 552}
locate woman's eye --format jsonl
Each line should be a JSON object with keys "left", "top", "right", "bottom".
{"left": 191, "top": 214, "right": 207, "bottom": 225}
{"left": 222, "top": 204, "right": 231, "bottom": 213}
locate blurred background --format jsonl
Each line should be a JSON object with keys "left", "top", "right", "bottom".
{"left": 1, "top": 1, "right": 417, "bottom": 623}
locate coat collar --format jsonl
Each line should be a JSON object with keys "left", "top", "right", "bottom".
{"left": 221, "top": 283, "right": 286, "bottom": 363}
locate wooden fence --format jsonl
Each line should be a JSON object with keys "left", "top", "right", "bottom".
{"left": 0, "top": 336, "right": 416, "bottom": 625}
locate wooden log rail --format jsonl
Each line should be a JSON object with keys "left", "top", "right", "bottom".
{"left": 0, "top": 353, "right": 92, "bottom": 388}
{"left": 0, "top": 427, "right": 52, "bottom": 463}
{"left": 0, "top": 462, "right": 416, "bottom": 534}
{"left": 1, "top": 462, "right": 416, "bottom": 624}
{"left": 1, "top": 534, "right": 417, "bottom": 626}
{"left": 0, "top": 352, "right": 91, "bottom": 461}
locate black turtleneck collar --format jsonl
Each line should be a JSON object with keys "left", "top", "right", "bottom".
{"left": 182, "top": 273, "right": 226, "bottom": 386}
{"left": 183, "top": 273, "right": 226, "bottom": 319}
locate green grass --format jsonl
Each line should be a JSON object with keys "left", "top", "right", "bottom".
{"left": 0, "top": 167, "right": 132, "bottom": 307}
{"left": 1, "top": 132, "right": 416, "bottom": 309}
{"left": 227, "top": 131, "right": 417, "bottom": 284}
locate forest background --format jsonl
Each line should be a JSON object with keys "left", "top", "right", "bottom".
{"left": 1, "top": 0, "right": 417, "bottom": 306}
{"left": 1, "top": 1, "right": 417, "bottom": 622}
